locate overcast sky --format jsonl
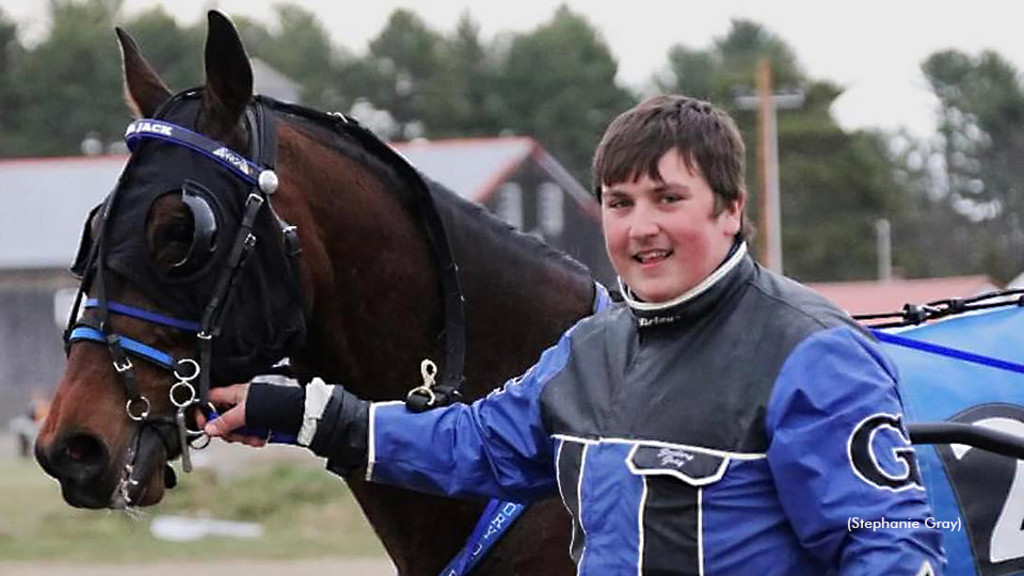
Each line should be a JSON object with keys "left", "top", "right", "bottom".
{"left": 8, "top": 0, "right": 1024, "bottom": 139}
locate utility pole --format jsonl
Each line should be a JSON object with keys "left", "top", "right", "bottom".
{"left": 734, "top": 59, "right": 804, "bottom": 273}
{"left": 875, "top": 218, "right": 892, "bottom": 281}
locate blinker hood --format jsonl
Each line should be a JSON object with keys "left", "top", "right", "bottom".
{"left": 74, "top": 92, "right": 306, "bottom": 383}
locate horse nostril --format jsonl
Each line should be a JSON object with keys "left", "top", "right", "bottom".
{"left": 65, "top": 434, "right": 105, "bottom": 465}
{"left": 44, "top": 433, "right": 109, "bottom": 481}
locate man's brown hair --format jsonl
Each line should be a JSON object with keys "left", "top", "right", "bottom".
{"left": 592, "top": 95, "right": 747, "bottom": 221}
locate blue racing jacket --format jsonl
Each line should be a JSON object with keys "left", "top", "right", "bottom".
{"left": 364, "top": 247, "right": 946, "bottom": 575}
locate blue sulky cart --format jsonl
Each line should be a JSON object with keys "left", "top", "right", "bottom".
{"left": 870, "top": 294, "right": 1024, "bottom": 575}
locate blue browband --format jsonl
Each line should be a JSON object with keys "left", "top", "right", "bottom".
{"left": 124, "top": 119, "right": 266, "bottom": 185}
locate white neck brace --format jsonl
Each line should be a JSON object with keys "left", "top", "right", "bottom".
{"left": 619, "top": 242, "right": 748, "bottom": 312}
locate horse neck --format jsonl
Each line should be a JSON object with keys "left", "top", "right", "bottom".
{"left": 434, "top": 188, "right": 597, "bottom": 399}
{"left": 276, "top": 122, "right": 595, "bottom": 402}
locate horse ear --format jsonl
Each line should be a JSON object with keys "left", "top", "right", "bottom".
{"left": 200, "top": 11, "right": 253, "bottom": 135}
{"left": 116, "top": 27, "right": 171, "bottom": 118}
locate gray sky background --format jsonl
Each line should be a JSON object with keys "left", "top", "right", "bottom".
{"left": 8, "top": 0, "right": 1024, "bottom": 139}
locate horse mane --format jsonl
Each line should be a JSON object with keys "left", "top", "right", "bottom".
{"left": 424, "top": 177, "right": 593, "bottom": 279}
{"left": 270, "top": 101, "right": 594, "bottom": 284}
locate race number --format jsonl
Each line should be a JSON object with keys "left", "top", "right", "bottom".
{"left": 937, "top": 404, "right": 1024, "bottom": 574}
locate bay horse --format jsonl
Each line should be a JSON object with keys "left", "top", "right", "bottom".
{"left": 35, "top": 11, "right": 596, "bottom": 576}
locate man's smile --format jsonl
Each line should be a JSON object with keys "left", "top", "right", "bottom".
{"left": 634, "top": 249, "right": 673, "bottom": 265}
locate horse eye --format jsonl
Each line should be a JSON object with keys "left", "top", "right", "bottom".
{"left": 146, "top": 184, "right": 218, "bottom": 278}
{"left": 147, "top": 206, "right": 193, "bottom": 273}
{"left": 168, "top": 220, "right": 193, "bottom": 244}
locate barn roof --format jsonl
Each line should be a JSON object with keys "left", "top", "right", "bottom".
{"left": 807, "top": 275, "right": 1000, "bottom": 316}
{"left": 0, "top": 136, "right": 590, "bottom": 270}
{"left": 392, "top": 136, "right": 593, "bottom": 207}
{"left": 0, "top": 155, "right": 126, "bottom": 270}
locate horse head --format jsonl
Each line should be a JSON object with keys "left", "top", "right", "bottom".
{"left": 35, "top": 11, "right": 310, "bottom": 509}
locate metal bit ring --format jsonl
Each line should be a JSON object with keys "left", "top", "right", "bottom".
{"left": 174, "top": 358, "right": 200, "bottom": 382}
{"left": 170, "top": 380, "right": 197, "bottom": 408}
{"left": 126, "top": 397, "right": 151, "bottom": 421}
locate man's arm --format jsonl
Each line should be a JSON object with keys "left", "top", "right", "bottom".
{"left": 206, "top": 322, "right": 583, "bottom": 503}
{"left": 765, "top": 326, "right": 946, "bottom": 575}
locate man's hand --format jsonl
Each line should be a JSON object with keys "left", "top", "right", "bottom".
{"left": 202, "top": 383, "right": 268, "bottom": 447}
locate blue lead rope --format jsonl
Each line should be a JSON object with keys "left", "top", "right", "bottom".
{"left": 435, "top": 283, "right": 608, "bottom": 576}
{"left": 872, "top": 329, "right": 1024, "bottom": 375}
{"left": 438, "top": 500, "right": 526, "bottom": 576}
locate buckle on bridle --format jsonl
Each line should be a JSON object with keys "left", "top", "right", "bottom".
{"left": 113, "top": 357, "right": 134, "bottom": 373}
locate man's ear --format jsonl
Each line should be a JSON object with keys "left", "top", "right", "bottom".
{"left": 722, "top": 194, "right": 746, "bottom": 236}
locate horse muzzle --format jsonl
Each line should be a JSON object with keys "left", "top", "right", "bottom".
{"left": 35, "top": 427, "right": 172, "bottom": 509}
{"left": 36, "top": 430, "right": 115, "bottom": 508}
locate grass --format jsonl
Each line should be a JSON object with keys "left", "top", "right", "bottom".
{"left": 0, "top": 456, "right": 385, "bottom": 562}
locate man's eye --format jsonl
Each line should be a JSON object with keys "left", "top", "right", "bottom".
{"left": 661, "top": 194, "right": 682, "bottom": 204}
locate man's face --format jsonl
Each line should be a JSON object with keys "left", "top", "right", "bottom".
{"left": 601, "top": 149, "right": 743, "bottom": 303}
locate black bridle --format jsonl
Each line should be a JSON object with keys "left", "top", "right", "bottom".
{"left": 63, "top": 92, "right": 468, "bottom": 506}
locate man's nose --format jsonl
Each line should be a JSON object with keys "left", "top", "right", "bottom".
{"left": 628, "top": 204, "right": 660, "bottom": 240}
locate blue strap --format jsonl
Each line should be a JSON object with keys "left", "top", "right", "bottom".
{"left": 68, "top": 326, "right": 176, "bottom": 370}
{"left": 124, "top": 119, "right": 265, "bottom": 185}
{"left": 873, "top": 329, "right": 1024, "bottom": 375}
{"left": 438, "top": 500, "right": 526, "bottom": 576}
{"left": 85, "top": 299, "right": 201, "bottom": 332}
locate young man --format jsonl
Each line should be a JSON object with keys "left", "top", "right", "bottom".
{"left": 207, "top": 95, "right": 945, "bottom": 575}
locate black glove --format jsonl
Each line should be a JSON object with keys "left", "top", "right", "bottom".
{"left": 247, "top": 381, "right": 370, "bottom": 476}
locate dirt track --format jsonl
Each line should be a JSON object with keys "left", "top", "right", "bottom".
{"left": 0, "top": 558, "right": 395, "bottom": 575}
